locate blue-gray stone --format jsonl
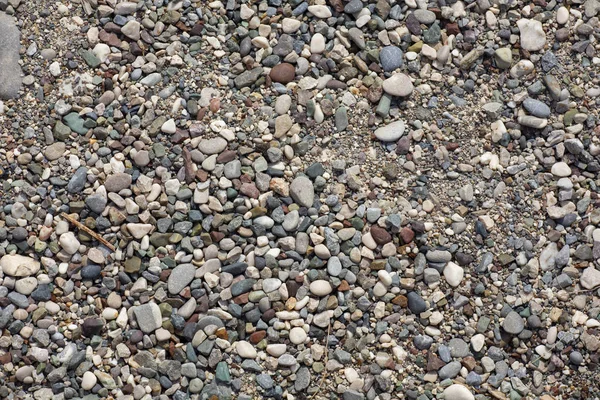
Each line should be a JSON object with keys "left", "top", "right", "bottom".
{"left": 523, "top": 98, "right": 551, "bottom": 118}
{"left": 256, "top": 374, "right": 274, "bottom": 390}
{"left": 438, "top": 361, "right": 461, "bottom": 379}
{"left": 407, "top": 292, "right": 427, "bottom": 314}
{"left": 67, "top": 167, "right": 88, "bottom": 193}
{"left": 413, "top": 334, "right": 433, "bottom": 350}
{"left": 379, "top": 46, "right": 403, "bottom": 72}
{"left": 231, "top": 279, "right": 256, "bottom": 297}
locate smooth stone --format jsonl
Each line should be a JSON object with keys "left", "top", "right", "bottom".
{"left": 168, "top": 264, "right": 196, "bottom": 294}
{"left": 413, "top": 9, "right": 436, "bottom": 24}
{"left": 379, "top": 46, "right": 403, "bottom": 72}
{"left": 59, "top": 232, "right": 80, "bottom": 255}
{"left": 0, "top": 12, "right": 22, "bottom": 100}
{"left": 557, "top": 6, "right": 569, "bottom": 24}
{"left": 289, "top": 327, "right": 307, "bottom": 344}
{"left": 307, "top": 5, "right": 332, "bottom": 18}
{"left": 15, "top": 277, "right": 38, "bottom": 295}
{"left": 270, "top": 63, "right": 295, "bottom": 84}
{"left": 494, "top": 48, "right": 512, "bottom": 69}
{"left": 133, "top": 303, "right": 162, "bottom": 333}
{"left": 198, "top": 137, "right": 228, "bottom": 155}
{"left": 443, "top": 262, "right": 464, "bottom": 287}
{"left": 310, "top": 33, "right": 326, "bottom": 54}
{"left": 523, "top": 98, "right": 551, "bottom": 118}
{"left": 82, "top": 371, "right": 97, "bottom": 390}
{"left": 236, "top": 341, "right": 257, "bottom": 358}
{"left": 551, "top": 162, "right": 571, "bottom": 177}
{"left": 581, "top": 267, "right": 600, "bottom": 289}
{"left": 105, "top": 173, "right": 132, "bottom": 192}
{"left": 502, "top": 311, "right": 525, "bottom": 334}
{"left": 310, "top": 280, "right": 332, "bottom": 296}
{"left": 510, "top": 60, "right": 535, "bottom": 79}
{"left": 44, "top": 142, "right": 66, "bottom": 160}
{"left": 382, "top": 73, "right": 413, "bottom": 97}
{"left": 161, "top": 119, "right": 176, "bottom": 134}
{"left": 290, "top": 176, "right": 314, "bottom": 207}
{"left": 0, "top": 254, "right": 40, "bottom": 277}
{"left": 443, "top": 384, "right": 475, "bottom": 400}
{"left": 374, "top": 120, "right": 405, "bottom": 142}
{"left": 518, "top": 115, "right": 547, "bottom": 129}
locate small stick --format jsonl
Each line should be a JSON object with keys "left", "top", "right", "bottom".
{"left": 60, "top": 212, "right": 116, "bottom": 252}
{"left": 309, "top": 321, "right": 331, "bottom": 400}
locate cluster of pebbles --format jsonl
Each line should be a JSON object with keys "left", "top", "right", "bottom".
{"left": 1, "top": 0, "right": 600, "bottom": 399}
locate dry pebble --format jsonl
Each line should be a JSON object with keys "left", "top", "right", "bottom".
{"left": 0, "top": 0, "right": 600, "bottom": 399}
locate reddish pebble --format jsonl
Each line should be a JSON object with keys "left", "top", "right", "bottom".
{"left": 269, "top": 63, "right": 296, "bottom": 84}
{"left": 370, "top": 225, "right": 392, "bottom": 245}
{"left": 400, "top": 227, "right": 415, "bottom": 244}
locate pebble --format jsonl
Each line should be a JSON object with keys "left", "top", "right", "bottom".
{"left": 379, "top": 46, "right": 403, "bottom": 72}
{"left": 443, "top": 262, "right": 464, "bottom": 287}
{"left": 444, "top": 384, "right": 475, "bottom": 400}
{"left": 289, "top": 327, "right": 308, "bottom": 344}
{"left": 503, "top": 311, "right": 525, "bottom": 335}
{"left": 551, "top": 162, "right": 572, "bottom": 177}
{"left": 290, "top": 176, "right": 315, "bottom": 207}
{"left": 382, "top": 73, "right": 414, "bottom": 97}
{"left": 236, "top": 341, "right": 257, "bottom": 358}
{"left": 310, "top": 280, "right": 332, "bottom": 296}
{"left": 374, "top": 120, "right": 405, "bottom": 142}
{"left": 517, "top": 19, "right": 547, "bottom": 51}
{"left": 0, "top": 255, "right": 40, "bottom": 277}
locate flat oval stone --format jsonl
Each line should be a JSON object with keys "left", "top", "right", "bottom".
{"left": 523, "top": 98, "right": 551, "bottom": 118}
{"left": 309, "top": 280, "right": 332, "bottom": 296}
{"left": 374, "top": 120, "right": 405, "bottom": 142}
{"left": 270, "top": 63, "right": 295, "bottom": 84}
{"left": 168, "top": 264, "right": 196, "bottom": 294}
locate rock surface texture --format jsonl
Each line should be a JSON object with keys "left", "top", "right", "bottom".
{"left": 0, "top": 0, "right": 599, "bottom": 400}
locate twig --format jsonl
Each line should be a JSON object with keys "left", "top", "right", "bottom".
{"left": 309, "top": 322, "right": 331, "bottom": 400}
{"left": 60, "top": 212, "right": 116, "bottom": 252}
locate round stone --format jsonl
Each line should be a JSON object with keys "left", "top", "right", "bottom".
{"left": 270, "top": 63, "right": 296, "bottom": 84}
{"left": 310, "top": 280, "right": 332, "bottom": 296}
{"left": 379, "top": 46, "right": 403, "bottom": 72}
{"left": 551, "top": 162, "right": 571, "bottom": 177}
{"left": 0, "top": 255, "right": 40, "bottom": 277}
{"left": 443, "top": 262, "right": 464, "bottom": 287}
{"left": 502, "top": 311, "right": 525, "bottom": 335}
{"left": 289, "top": 327, "right": 308, "bottom": 344}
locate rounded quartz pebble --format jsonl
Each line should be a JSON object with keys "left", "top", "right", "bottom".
{"left": 236, "top": 341, "right": 257, "bottom": 358}
{"left": 310, "top": 280, "right": 332, "bottom": 296}
{"left": 289, "top": 327, "right": 308, "bottom": 344}
{"left": 443, "top": 384, "right": 475, "bottom": 400}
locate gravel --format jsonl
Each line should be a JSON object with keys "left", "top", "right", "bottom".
{"left": 1, "top": 0, "right": 600, "bottom": 399}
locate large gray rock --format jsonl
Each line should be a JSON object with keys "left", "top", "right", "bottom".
{"left": 168, "top": 264, "right": 196, "bottom": 294}
{"left": 0, "top": 12, "right": 22, "bottom": 99}
{"left": 290, "top": 176, "right": 314, "bottom": 207}
{"left": 133, "top": 303, "right": 162, "bottom": 333}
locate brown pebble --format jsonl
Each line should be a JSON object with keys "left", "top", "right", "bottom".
{"left": 269, "top": 63, "right": 296, "bottom": 84}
